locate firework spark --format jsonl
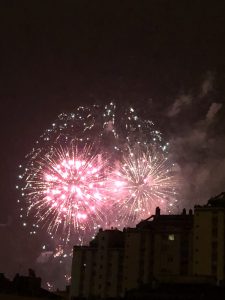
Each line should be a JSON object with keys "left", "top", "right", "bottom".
{"left": 19, "top": 143, "right": 109, "bottom": 240}
{"left": 37, "top": 102, "right": 164, "bottom": 155}
{"left": 111, "top": 147, "right": 178, "bottom": 225}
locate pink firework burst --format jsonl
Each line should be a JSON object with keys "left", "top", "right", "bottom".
{"left": 21, "top": 144, "right": 109, "bottom": 239}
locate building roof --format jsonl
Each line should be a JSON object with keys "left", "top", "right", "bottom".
{"left": 136, "top": 207, "right": 193, "bottom": 230}
{"left": 207, "top": 192, "right": 225, "bottom": 208}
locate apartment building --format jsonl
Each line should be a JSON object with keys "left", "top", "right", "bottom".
{"left": 70, "top": 192, "right": 225, "bottom": 299}
{"left": 70, "top": 229, "right": 124, "bottom": 299}
{"left": 122, "top": 207, "right": 193, "bottom": 294}
{"left": 193, "top": 192, "right": 225, "bottom": 283}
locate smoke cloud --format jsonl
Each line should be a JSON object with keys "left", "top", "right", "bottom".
{"left": 167, "top": 94, "right": 192, "bottom": 117}
{"left": 206, "top": 102, "right": 222, "bottom": 122}
{"left": 166, "top": 73, "right": 224, "bottom": 208}
{"left": 199, "top": 72, "right": 214, "bottom": 98}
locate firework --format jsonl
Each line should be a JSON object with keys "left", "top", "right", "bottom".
{"left": 17, "top": 102, "right": 179, "bottom": 289}
{"left": 18, "top": 143, "right": 109, "bottom": 240}
{"left": 111, "top": 147, "right": 178, "bottom": 225}
{"left": 37, "top": 102, "right": 164, "bottom": 155}
{"left": 17, "top": 102, "right": 177, "bottom": 239}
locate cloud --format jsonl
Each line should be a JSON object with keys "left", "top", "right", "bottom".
{"left": 167, "top": 94, "right": 192, "bottom": 117}
{"left": 36, "top": 251, "right": 53, "bottom": 264}
{"left": 166, "top": 72, "right": 225, "bottom": 207}
{"left": 199, "top": 72, "right": 214, "bottom": 98}
{"left": 169, "top": 105, "right": 225, "bottom": 207}
{"left": 206, "top": 102, "right": 222, "bottom": 122}
{"left": 167, "top": 72, "right": 215, "bottom": 119}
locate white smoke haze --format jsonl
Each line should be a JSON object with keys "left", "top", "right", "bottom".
{"left": 206, "top": 102, "right": 222, "bottom": 122}
{"left": 167, "top": 73, "right": 225, "bottom": 207}
{"left": 199, "top": 72, "right": 214, "bottom": 98}
{"left": 37, "top": 251, "right": 53, "bottom": 264}
{"left": 167, "top": 94, "right": 192, "bottom": 117}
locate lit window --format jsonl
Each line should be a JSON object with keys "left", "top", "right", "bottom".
{"left": 168, "top": 234, "right": 175, "bottom": 241}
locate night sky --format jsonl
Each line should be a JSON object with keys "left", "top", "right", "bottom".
{"left": 0, "top": 0, "right": 225, "bottom": 288}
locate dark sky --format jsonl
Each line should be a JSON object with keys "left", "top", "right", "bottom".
{"left": 0, "top": 0, "right": 225, "bottom": 285}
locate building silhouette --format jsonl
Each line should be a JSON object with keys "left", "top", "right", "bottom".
{"left": 70, "top": 193, "right": 225, "bottom": 299}
{"left": 0, "top": 270, "right": 62, "bottom": 300}
{"left": 193, "top": 193, "right": 225, "bottom": 283}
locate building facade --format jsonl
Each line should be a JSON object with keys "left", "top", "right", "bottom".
{"left": 70, "top": 229, "right": 124, "bottom": 299}
{"left": 70, "top": 193, "right": 225, "bottom": 299}
{"left": 122, "top": 208, "right": 193, "bottom": 294}
{"left": 193, "top": 193, "right": 225, "bottom": 283}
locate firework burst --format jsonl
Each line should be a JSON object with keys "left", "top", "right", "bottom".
{"left": 17, "top": 102, "right": 180, "bottom": 289}
{"left": 18, "top": 143, "right": 109, "bottom": 240}
{"left": 111, "top": 147, "right": 178, "bottom": 225}
{"left": 38, "top": 102, "right": 164, "bottom": 156}
{"left": 17, "top": 102, "right": 178, "bottom": 239}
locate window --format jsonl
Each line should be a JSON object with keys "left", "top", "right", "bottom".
{"left": 212, "top": 216, "right": 218, "bottom": 227}
{"left": 140, "top": 246, "right": 145, "bottom": 252}
{"left": 162, "top": 233, "right": 167, "bottom": 240}
{"left": 212, "top": 241, "right": 218, "bottom": 249}
{"left": 161, "top": 268, "right": 167, "bottom": 273}
{"left": 212, "top": 228, "right": 218, "bottom": 236}
{"left": 212, "top": 264, "right": 217, "bottom": 274}
{"left": 168, "top": 234, "right": 175, "bottom": 241}
{"left": 212, "top": 217, "right": 218, "bottom": 225}
{"left": 161, "top": 244, "right": 168, "bottom": 252}
{"left": 211, "top": 252, "right": 218, "bottom": 261}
